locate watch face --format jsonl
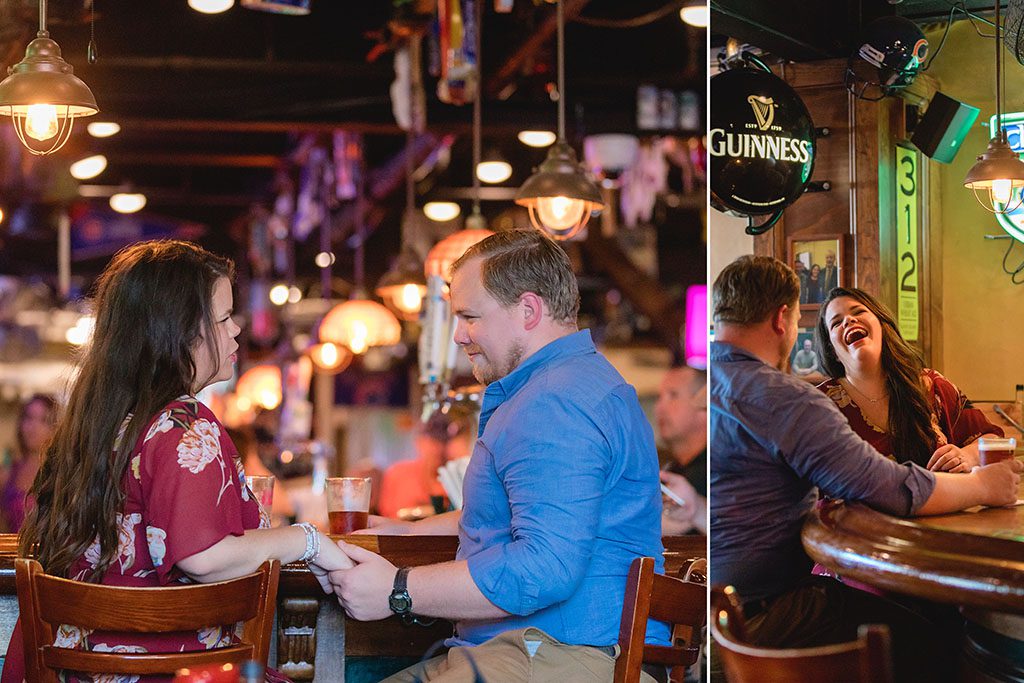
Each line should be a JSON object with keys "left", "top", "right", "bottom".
{"left": 389, "top": 591, "right": 412, "bottom": 614}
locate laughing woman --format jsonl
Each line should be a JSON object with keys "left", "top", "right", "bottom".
{"left": 814, "top": 287, "right": 1002, "bottom": 472}
{"left": 3, "top": 241, "right": 351, "bottom": 683}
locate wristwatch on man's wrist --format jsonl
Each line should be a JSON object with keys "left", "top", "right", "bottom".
{"left": 388, "top": 566, "right": 413, "bottom": 618}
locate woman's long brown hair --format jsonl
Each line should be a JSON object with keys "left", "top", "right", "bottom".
{"left": 814, "top": 287, "right": 935, "bottom": 467}
{"left": 20, "top": 241, "right": 233, "bottom": 579}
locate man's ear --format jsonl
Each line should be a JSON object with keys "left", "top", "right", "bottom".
{"left": 769, "top": 304, "right": 789, "bottom": 335}
{"left": 519, "top": 292, "right": 545, "bottom": 330}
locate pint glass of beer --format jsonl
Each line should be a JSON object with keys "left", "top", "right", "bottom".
{"left": 978, "top": 436, "right": 1017, "bottom": 465}
{"left": 326, "top": 477, "right": 372, "bottom": 533}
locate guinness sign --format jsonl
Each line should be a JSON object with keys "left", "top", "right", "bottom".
{"left": 711, "top": 67, "right": 816, "bottom": 219}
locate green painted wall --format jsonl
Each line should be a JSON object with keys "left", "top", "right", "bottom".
{"left": 926, "top": 20, "right": 1024, "bottom": 400}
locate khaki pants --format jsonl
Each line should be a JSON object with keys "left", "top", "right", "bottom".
{"left": 381, "top": 627, "right": 658, "bottom": 683}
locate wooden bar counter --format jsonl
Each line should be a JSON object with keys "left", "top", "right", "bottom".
{"left": 0, "top": 533, "right": 704, "bottom": 681}
{"left": 803, "top": 496, "right": 1024, "bottom": 680}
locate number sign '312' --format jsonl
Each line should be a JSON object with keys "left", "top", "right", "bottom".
{"left": 896, "top": 144, "right": 919, "bottom": 342}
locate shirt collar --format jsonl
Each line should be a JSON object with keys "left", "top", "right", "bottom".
{"left": 482, "top": 329, "right": 594, "bottom": 406}
{"left": 710, "top": 340, "right": 763, "bottom": 364}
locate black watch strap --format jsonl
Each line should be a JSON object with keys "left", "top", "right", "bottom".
{"left": 394, "top": 566, "right": 410, "bottom": 594}
{"left": 389, "top": 567, "right": 436, "bottom": 627}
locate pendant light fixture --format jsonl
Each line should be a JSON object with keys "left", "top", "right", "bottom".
{"left": 0, "top": 0, "right": 98, "bottom": 156}
{"left": 320, "top": 141, "right": 401, "bottom": 354}
{"left": 963, "top": 0, "right": 1024, "bottom": 213}
{"left": 376, "top": 127, "right": 428, "bottom": 321}
{"left": 514, "top": 0, "right": 603, "bottom": 240}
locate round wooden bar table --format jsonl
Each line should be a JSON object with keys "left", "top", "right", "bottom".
{"left": 803, "top": 497, "right": 1024, "bottom": 681}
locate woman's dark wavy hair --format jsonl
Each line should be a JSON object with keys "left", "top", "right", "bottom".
{"left": 814, "top": 287, "right": 934, "bottom": 467}
{"left": 20, "top": 241, "right": 234, "bottom": 578}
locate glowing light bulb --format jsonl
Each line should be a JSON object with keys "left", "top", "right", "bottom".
{"left": 189, "top": 0, "right": 234, "bottom": 13}
{"left": 320, "top": 343, "right": 340, "bottom": 367}
{"left": 109, "top": 193, "right": 146, "bottom": 214}
{"left": 535, "top": 195, "right": 587, "bottom": 231}
{"left": 518, "top": 130, "right": 557, "bottom": 148}
{"left": 269, "top": 284, "right": 289, "bottom": 306}
{"left": 258, "top": 389, "right": 281, "bottom": 410}
{"left": 398, "top": 284, "right": 424, "bottom": 314}
{"left": 993, "top": 178, "right": 1014, "bottom": 206}
{"left": 349, "top": 321, "right": 369, "bottom": 354}
{"left": 25, "top": 104, "right": 59, "bottom": 141}
{"left": 476, "top": 160, "right": 513, "bottom": 184}
{"left": 87, "top": 121, "right": 121, "bottom": 138}
{"left": 679, "top": 5, "right": 708, "bottom": 28}
{"left": 424, "top": 201, "right": 461, "bottom": 222}
{"left": 70, "top": 154, "right": 107, "bottom": 180}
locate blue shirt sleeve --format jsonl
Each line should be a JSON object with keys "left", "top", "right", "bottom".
{"left": 465, "top": 395, "right": 611, "bottom": 616}
{"left": 776, "top": 390, "right": 935, "bottom": 514}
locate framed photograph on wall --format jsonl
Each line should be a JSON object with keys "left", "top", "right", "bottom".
{"left": 787, "top": 236, "right": 843, "bottom": 309}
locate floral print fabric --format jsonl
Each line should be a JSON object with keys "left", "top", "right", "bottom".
{"left": 817, "top": 368, "right": 1003, "bottom": 465}
{"left": 57, "top": 397, "right": 264, "bottom": 683}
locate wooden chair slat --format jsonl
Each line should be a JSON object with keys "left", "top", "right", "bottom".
{"left": 710, "top": 587, "right": 894, "bottom": 683}
{"left": 35, "top": 573, "right": 263, "bottom": 631}
{"left": 613, "top": 556, "right": 708, "bottom": 683}
{"left": 16, "top": 558, "right": 279, "bottom": 680}
{"left": 43, "top": 644, "right": 254, "bottom": 674}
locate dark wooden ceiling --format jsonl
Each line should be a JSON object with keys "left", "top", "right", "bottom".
{"left": 711, "top": 0, "right": 998, "bottom": 61}
{"left": 0, "top": 0, "right": 704, "bottom": 296}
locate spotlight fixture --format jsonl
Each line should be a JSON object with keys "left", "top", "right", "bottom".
{"left": 476, "top": 158, "right": 513, "bottom": 184}
{"left": 963, "top": 0, "right": 1024, "bottom": 213}
{"left": 679, "top": 1, "right": 708, "bottom": 28}
{"left": 424, "top": 201, "right": 461, "bottom": 222}
{"left": 69, "top": 154, "right": 107, "bottom": 180}
{"left": 518, "top": 130, "right": 557, "bottom": 148}
{"left": 0, "top": 0, "right": 98, "bottom": 155}
{"left": 188, "top": 0, "right": 235, "bottom": 13}
{"left": 514, "top": 0, "right": 603, "bottom": 240}
{"left": 87, "top": 121, "right": 120, "bottom": 138}
{"left": 109, "top": 192, "right": 146, "bottom": 214}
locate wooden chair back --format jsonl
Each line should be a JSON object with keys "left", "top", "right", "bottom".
{"left": 710, "top": 586, "right": 893, "bottom": 683}
{"left": 16, "top": 558, "right": 280, "bottom": 682}
{"left": 613, "top": 556, "right": 707, "bottom": 683}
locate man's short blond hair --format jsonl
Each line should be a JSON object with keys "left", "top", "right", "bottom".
{"left": 450, "top": 230, "right": 579, "bottom": 325}
{"left": 713, "top": 255, "right": 800, "bottom": 325}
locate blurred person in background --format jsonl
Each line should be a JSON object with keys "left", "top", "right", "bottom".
{"left": 656, "top": 365, "right": 706, "bottom": 535}
{"left": 0, "top": 394, "right": 57, "bottom": 533}
{"left": 378, "top": 407, "right": 476, "bottom": 519}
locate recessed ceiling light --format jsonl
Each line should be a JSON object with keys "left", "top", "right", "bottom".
{"left": 87, "top": 121, "right": 120, "bottom": 138}
{"left": 189, "top": 0, "right": 235, "bottom": 14}
{"left": 70, "top": 154, "right": 107, "bottom": 180}
{"left": 109, "top": 192, "right": 146, "bottom": 214}
{"left": 423, "top": 201, "right": 461, "bottom": 222}
{"left": 518, "top": 130, "right": 557, "bottom": 148}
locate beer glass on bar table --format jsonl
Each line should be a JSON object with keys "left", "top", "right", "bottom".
{"left": 245, "top": 475, "right": 275, "bottom": 509}
{"left": 326, "top": 477, "right": 372, "bottom": 533}
{"left": 979, "top": 436, "right": 1017, "bottom": 465}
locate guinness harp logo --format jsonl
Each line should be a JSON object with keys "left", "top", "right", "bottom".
{"left": 747, "top": 95, "right": 776, "bottom": 131}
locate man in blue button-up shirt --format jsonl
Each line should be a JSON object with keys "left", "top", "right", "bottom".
{"left": 329, "top": 230, "right": 670, "bottom": 682}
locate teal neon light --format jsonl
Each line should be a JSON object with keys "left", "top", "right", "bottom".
{"left": 991, "top": 112, "right": 1024, "bottom": 242}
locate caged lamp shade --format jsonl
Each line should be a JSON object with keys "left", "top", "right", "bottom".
{"left": 0, "top": 12, "right": 98, "bottom": 156}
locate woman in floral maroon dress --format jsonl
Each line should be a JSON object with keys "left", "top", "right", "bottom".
{"left": 3, "top": 241, "right": 352, "bottom": 683}
{"left": 814, "top": 287, "right": 1002, "bottom": 470}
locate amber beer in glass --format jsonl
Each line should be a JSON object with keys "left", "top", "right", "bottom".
{"left": 326, "top": 477, "right": 372, "bottom": 533}
{"left": 978, "top": 436, "right": 1017, "bottom": 465}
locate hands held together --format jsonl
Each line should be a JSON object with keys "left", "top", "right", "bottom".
{"left": 307, "top": 533, "right": 399, "bottom": 621}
